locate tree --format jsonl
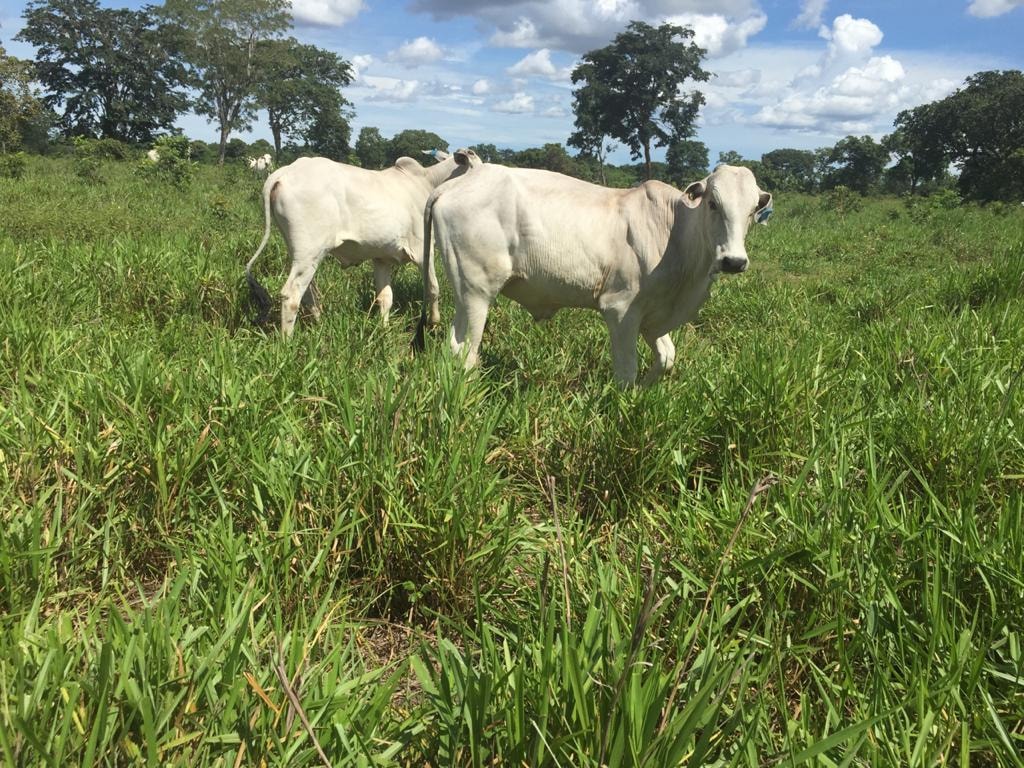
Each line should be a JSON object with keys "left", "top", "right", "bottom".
{"left": 717, "top": 150, "right": 744, "bottom": 166}
{"left": 513, "top": 143, "right": 577, "bottom": 175}
{"left": 821, "top": 135, "right": 888, "bottom": 194}
{"left": 571, "top": 21, "right": 709, "bottom": 179}
{"left": 0, "top": 45, "right": 45, "bottom": 153}
{"left": 158, "top": 0, "right": 290, "bottom": 164}
{"left": 304, "top": 99, "right": 353, "bottom": 161}
{"left": 257, "top": 38, "right": 352, "bottom": 157}
{"left": 568, "top": 82, "right": 616, "bottom": 184}
{"left": 386, "top": 129, "right": 447, "bottom": 166}
{"left": 355, "top": 127, "right": 388, "bottom": 168}
{"left": 886, "top": 103, "right": 951, "bottom": 194}
{"left": 893, "top": 70, "right": 1024, "bottom": 201}
{"left": 666, "top": 139, "right": 708, "bottom": 186}
{"left": 761, "top": 148, "right": 818, "bottom": 192}
{"left": 16, "top": 0, "right": 187, "bottom": 143}
{"left": 468, "top": 143, "right": 501, "bottom": 163}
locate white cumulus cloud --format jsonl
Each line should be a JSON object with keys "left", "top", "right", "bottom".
{"left": 363, "top": 76, "right": 420, "bottom": 102}
{"left": 388, "top": 36, "right": 445, "bottom": 67}
{"left": 472, "top": 78, "right": 492, "bottom": 95}
{"left": 493, "top": 92, "right": 535, "bottom": 113}
{"left": 750, "top": 50, "right": 954, "bottom": 135}
{"left": 491, "top": 17, "right": 543, "bottom": 47}
{"left": 793, "top": 0, "right": 828, "bottom": 29}
{"left": 831, "top": 55, "right": 904, "bottom": 96}
{"left": 664, "top": 12, "right": 767, "bottom": 57}
{"left": 507, "top": 49, "right": 573, "bottom": 80}
{"left": 820, "top": 14, "right": 883, "bottom": 59}
{"left": 967, "top": 0, "right": 1024, "bottom": 16}
{"left": 291, "top": 0, "right": 364, "bottom": 26}
{"left": 715, "top": 68, "right": 762, "bottom": 89}
{"left": 412, "top": 0, "right": 765, "bottom": 54}
{"left": 349, "top": 54, "right": 374, "bottom": 82}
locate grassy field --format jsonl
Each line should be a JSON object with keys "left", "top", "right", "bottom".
{"left": 1, "top": 156, "right": 1022, "bottom": 766}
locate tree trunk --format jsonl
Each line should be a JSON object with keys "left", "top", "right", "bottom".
{"left": 643, "top": 141, "right": 652, "bottom": 180}
{"left": 218, "top": 122, "right": 230, "bottom": 165}
{"left": 268, "top": 110, "right": 282, "bottom": 158}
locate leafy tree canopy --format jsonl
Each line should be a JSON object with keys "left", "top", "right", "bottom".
{"left": 666, "top": 139, "right": 708, "bottom": 186}
{"left": 304, "top": 99, "right": 353, "bottom": 161}
{"left": 257, "top": 38, "right": 352, "bottom": 157}
{"left": 820, "top": 135, "right": 888, "bottom": 195}
{"left": 355, "top": 127, "right": 388, "bottom": 169}
{"left": 0, "top": 44, "right": 46, "bottom": 153}
{"left": 761, "top": 148, "right": 818, "bottom": 193}
{"left": 386, "top": 129, "right": 448, "bottom": 166}
{"left": 16, "top": 0, "right": 188, "bottom": 143}
{"left": 903, "top": 70, "right": 1024, "bottom": 201}
{"left": 570, "top": 21, "right": 710, "bottom": 179}
{"left": 158, "top": 0, "right": 291, "bottom": 163}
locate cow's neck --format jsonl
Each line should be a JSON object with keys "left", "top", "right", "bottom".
{"left": 424, "top": 158, "right": 456, "bottom": 188}
{"left": 669, "top": 207, "right": 715, "bottom": 282}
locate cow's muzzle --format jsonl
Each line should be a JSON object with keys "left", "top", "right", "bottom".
{"left": 718, "top": 255, "right": 749, "bottom": 274}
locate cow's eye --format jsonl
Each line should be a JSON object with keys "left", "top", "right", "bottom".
{"left": 708, "top": 200, "right": 719, "bottom": 212}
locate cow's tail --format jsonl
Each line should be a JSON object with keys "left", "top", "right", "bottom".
{"left": 413, "top": 189, "right": 442, "bottom": 352}
{"left": 245, "top": 176, "right": 277, "bottom": 327}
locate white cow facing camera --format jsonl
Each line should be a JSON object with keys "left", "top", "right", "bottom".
{"left": 415, "top": 164, "right": 772, "bottom": 387}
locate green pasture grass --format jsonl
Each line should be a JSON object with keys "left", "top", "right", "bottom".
{"left": 1, "top": 155, "right": 1022, "bottom": 765}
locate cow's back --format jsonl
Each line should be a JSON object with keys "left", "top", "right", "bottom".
{"left": 269, "top": 158, "right": 428, "bottom": 257}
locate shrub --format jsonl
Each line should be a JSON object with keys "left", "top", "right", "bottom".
{"left": 140, "top": 135, "right": 195, "bottom": 187}
{"left": 821, "top": 184, "right": 861, "bottom": 215}
{"left": 72, "top": 136, "right": 103, "bottom": 182}
{"left": 0, "top": 152, "right": 27, "bottom": 179}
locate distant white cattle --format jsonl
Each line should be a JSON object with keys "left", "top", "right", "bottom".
{"left": 248, "top": 153, "right": 273, "bottom": 173}
{"left": 146, "top": 148, "right": 160, "bottom": 162}
{"left": 415, "top": 164, "right": 771, "bottom": 386}
{"left": 246, "top": 148, "right": 482, "bottom": 335}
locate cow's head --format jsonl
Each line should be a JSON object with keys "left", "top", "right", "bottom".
{"left": 681, "top": 164, "right": 771, "bottom": 275}
{"left": 453, "top": 147, "right": 481, "bottom": 168}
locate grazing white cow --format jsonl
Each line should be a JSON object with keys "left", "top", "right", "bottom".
{"left": 146, "top": 148, "right": 160, "bottom": 162}
{"left": 248, "top": 153, "right": 273, "bottom": 173}
{"left": 246, "top": 148, "right": 481, "bottom": 335}
{"left": 415, "top": 164, "right": 771, "bottom": 386}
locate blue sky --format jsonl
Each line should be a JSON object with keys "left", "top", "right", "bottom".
{"left": 2, "top": 0, "right": 1022, "bottom": 164}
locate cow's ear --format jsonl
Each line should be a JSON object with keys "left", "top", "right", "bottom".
{"left": 755, "top": 191, "right": 773, "bottom": 224}
{"left": 454, "top": 149, "right": 473, "bottom": 166}
{"left": 682, "top": 180, "right": 706, "bottom": 209}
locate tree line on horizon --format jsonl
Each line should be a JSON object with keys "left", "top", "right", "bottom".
{"left": 1, "top": 0, "right": 1022, "bottom": 201}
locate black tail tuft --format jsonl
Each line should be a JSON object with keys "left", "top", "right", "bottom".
{"left": 246, "top": 271, "right": 274, "bottom": 329}
{"left": 412, "top": 313, "right": 427, "bottom": 353}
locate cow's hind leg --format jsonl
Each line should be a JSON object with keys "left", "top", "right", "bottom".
{"left": 640, "top": 332, "right": 675, "bottom": 386}
{"left": 372, "top": 259, "right": 395, "bottom": 324}
{"left": 450, "top": 291, "right": 492, "bottom": 370}
{"left": 602, "top": 309, "right": 641, "bottom": 387}
{"left": 300, "top": 278, "right": 322, "bottom": 321}
{"left": 281, "top": 248, "right": 325, "bottom": 337}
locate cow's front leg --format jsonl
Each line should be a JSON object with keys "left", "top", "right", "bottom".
{"left": 602, "top": 309, "right": 641, "bottom": 387}
{"left": 640, "top": 332, "right": 675, "bottom": 386}
{"left": 372, "top": 259, "right": 394, "bottom": 324}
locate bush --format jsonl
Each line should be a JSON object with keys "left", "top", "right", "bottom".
{"left": 189, "top": 140, "right": 215, "bottom": 164}
{"left": 0, "top": 152, "right": 27, "bottom": 179}
{"left": 140, "top": 135, "right": 195, "bottom": 187}
{"left": 904, "top": 188, "right": 962, "bottom": 223}
{"left": 72, "top": 136, "right": 103, "bottom": 182}
{"left": 821, "top": 184, "right": 861, "bottom": 215}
